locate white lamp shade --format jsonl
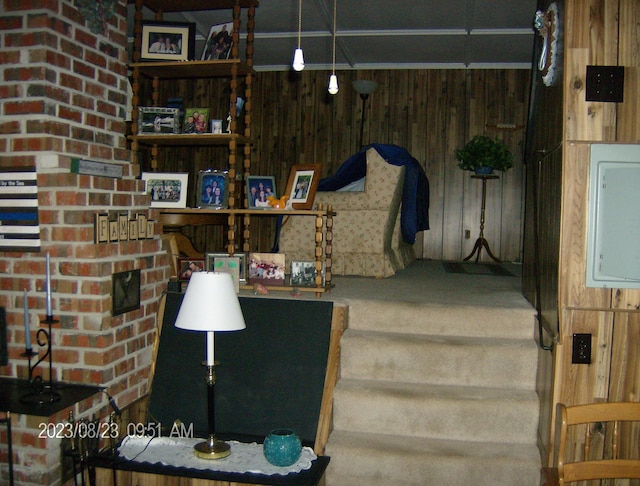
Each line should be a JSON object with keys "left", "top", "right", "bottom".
{"left": 328, "top": 74, "right": 339, "bottom": 95}
{"left": 292, "top": 48, "right": 305, "bottom": 71}
{"left": 175, "top": 272, "right": 246, "bottom": 332}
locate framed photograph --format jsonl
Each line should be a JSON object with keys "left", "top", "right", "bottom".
{"left": 197, "top": 169, "right": 229, "bottom": 208}
{"left": 138, "top": 107, "right": 180, "bottom": 135}
{"left": 248, "top": 252, "right": 286, "bottom": 286}
{"left": 112, "top": 269, "right": 140, "bottom": 316}
{"left": 142, "top": 172, "right": 189, "bottom": 209}
{"left": 290, "top": 261, "right": 317, "bottom": 287}
{"left": 183, "top": 107, "right": 210, "bottom": 134}
{"left": 284, "top": 164, "right": 321, "bottom": 210}
{"left": 177, "top": 258, "right": 205, "bottom": 281}
{"left": 210, "top": 119, "right": 223, "bottom": 134}
{"left": 246, "top": 176, "right": 276, "bottom": 209}
{"left": 211, "top": 256, "right": 241, "bottom": 292}
{"left": 201, "top": 22, "right": 234, "bottom": 61}
{"left": 140, "top": 21, "right": 195, "bottom": 61}
{"left": 206, "top": 252, "right": 247, "bottom": 282}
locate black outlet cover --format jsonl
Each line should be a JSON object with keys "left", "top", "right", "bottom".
{"left": 586, "top": 65, "right": 624, "bottom": 102}
{"left": 572, "top": 333, "right": 592, "bottom": 364}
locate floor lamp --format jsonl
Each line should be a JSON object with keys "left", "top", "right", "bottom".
{"left": 352, "top": 80, "right": 378, "bottom": 150}
{"left": 174, "top": 272, "right": 246, "bottom": 459}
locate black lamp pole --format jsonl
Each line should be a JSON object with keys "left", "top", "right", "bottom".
{"left": 352, "top": 80, "right": 378, "bottom": 151}
{"left": 358, "top": 93, "right": 369, "bottom": 150}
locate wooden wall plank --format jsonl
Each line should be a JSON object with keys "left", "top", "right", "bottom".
{"left": 144, "top": 69, "right": 529, "bottom": 262}
{"left": 559, "top": 143, "right": 611, "bottom": 311}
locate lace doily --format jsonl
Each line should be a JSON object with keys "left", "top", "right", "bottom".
{"left": 118, "top": 436, "right": 317, "bottom": 476}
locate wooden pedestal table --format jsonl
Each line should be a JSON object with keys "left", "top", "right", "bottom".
{"left": 159, "top": 206, "right": 335, "bottom": 297}
{"left": 463, "top": 174, "right": 501, "bottom": 263}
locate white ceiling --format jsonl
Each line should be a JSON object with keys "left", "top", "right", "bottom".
{"left": 127, "top": 1, "right": 539, "bottom": 71}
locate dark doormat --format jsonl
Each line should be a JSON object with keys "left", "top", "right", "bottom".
{"left": 442, "top": 261, "right": 516, "bottom": 277}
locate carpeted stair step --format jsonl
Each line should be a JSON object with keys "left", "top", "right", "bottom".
{"left": 332, "top": 379, "right": 539, "bottom": 443}
{"left": 340, "top": 329, "right": 538, "bottom": 389}
{"left": 344, "top": 300, "right": 535, "bottom": 340}
{"left": 324, "top": 430, "right": 541, "bottom": 486}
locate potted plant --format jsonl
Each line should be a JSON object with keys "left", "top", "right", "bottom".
{"left": 455, "top": 135, "right": 514, "bottom": 174}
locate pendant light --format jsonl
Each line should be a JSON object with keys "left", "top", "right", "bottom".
{"left": 292, "top": 0, "right": 305, "bottom": 71}
{"left": 327, "top": 0, "right": 338, "bottom": 94}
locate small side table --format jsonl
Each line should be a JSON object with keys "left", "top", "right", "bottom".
{"left": 463, "top": 174, "right": 501, "bottom": 263}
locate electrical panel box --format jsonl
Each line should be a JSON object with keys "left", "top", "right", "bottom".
{"left": 586, "top": 144, "right": 640, "bottom": 288}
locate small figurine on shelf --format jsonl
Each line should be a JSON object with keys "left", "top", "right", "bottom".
{"left": 267, "top": 195, "right": 288, "bottom": 209}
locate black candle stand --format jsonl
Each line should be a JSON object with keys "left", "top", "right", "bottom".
{"left": 20, "top": 315, "right": 61, "bottom": 405}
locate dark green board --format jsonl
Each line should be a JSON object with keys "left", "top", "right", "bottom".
{"left": 148, "top": 293, "right": 333, "bottom": 446}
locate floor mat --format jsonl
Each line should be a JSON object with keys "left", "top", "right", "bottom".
{"left": 442, "top": 261, "right": 516, "bottom": 277}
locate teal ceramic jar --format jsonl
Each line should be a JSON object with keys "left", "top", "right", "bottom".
{"left": 263, "top": 428, "right": 302, "bottom": 467}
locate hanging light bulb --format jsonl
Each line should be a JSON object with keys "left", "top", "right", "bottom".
{"left": 328, "top": 74, "right": 339, "bottom": 94}
{"left": 327, "top": 0, "right": 338, "bottom": 94}
{"left": 292, "top": 0, "right": 305, "bottom": 71}
{"left": 293, "top": 48, "right": 304, "bottom": 71}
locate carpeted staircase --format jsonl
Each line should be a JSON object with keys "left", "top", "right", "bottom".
{"left": 324, "top": 299, "right": 541, "bottom": 485}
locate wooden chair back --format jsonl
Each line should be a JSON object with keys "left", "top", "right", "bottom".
{"left": 543, "top": 402, "right": 640, "bottom": 485}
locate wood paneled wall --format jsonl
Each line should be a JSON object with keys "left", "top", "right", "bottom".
{"left": 253, "top": 69, "right": 531, "bottom": 263}
{"left": 144, "top": 69, "right": 530, "bottom": 262}
{"left": 524, "top": 0, "right": 640, "bottom": 467}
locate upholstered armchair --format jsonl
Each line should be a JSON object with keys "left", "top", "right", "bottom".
{"left": 279, "top": 147, "right": 418, "bottom": 278}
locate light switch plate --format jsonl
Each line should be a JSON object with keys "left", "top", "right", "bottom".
{"left": 586, "top": 65, "right": 624, "bottom": 102}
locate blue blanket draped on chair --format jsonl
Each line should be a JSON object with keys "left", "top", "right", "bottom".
{"left": 318, "top": 144, "right": 430, "bottom": 244}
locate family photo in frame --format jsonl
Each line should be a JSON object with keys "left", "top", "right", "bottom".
{"left": 197, "top": 169, "right": 229, "bottom": 208}
{"left": 285, "top": 164, "right": 321, "bottom": 209}
{"left": 140, "top": 21, "right": 195, "bottom": 61}
{"left": 183, "top": 108, "right": 210, "bottom": 134}
{"left": 290, "top": 261, "right": 317, "bottom": 287}
{"left": 246, "top": 176, "right": 276, "bottom": 208}
{"left": 141, "top": 172, "right": 189, "bottom": 209}
{"left": 177, "top": 258, "right": 204, "bottom": 281}
{"left": 248, "top": 253, "right": 285, "bottom": 286}
{"left": 201, "top": 22, "right": 234, "bottom": 60}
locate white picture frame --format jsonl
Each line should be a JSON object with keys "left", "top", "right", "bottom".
{"left": 141, "top": 172, "right": 189, "bottom": 209}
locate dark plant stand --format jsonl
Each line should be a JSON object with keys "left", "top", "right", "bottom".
{"left": 464, "top": 174, "right": 501, "bottom": 263}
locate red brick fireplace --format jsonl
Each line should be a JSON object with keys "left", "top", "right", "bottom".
{"left": 0, "top": 1, "right": 170, "bottom": 484}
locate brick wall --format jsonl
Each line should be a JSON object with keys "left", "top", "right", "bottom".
{"left": 0, "top": 1, "right": 171, "bottom": 484}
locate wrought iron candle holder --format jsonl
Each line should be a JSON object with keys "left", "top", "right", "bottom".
{"left": 20, "top": 315, "right": 61, "bottom": 405}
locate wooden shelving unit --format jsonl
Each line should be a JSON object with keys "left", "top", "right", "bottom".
{"left": 159, "top": 206, "right": 336, "bottom": 297}
{"left": 130, "top": 0, "right": 257, "bottom": 209}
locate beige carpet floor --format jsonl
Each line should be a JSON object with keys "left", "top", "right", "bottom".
{"left": 243, "top": 259, "right": 532, "bottom": 310}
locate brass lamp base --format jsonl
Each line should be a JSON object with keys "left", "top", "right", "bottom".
{"left": 194, "top": 435, "right": 231, "bottom": 459}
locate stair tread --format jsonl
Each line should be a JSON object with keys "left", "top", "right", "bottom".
{"left": 326, "top": 429, "right": 540, "bottom": 461}
{"left": 335, "top": 377, "right": 539, "bottom": 402}
{"left": 325, "top": 431, "right": 541, "bottom": 486}
{"left": 342, "top": 327, "right": 539, "bottom": 346}
{"left": 344, "top": 300, "right": 536, "bottom": 339}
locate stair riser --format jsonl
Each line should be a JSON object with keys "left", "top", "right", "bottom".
{"left": 346, "top": 302, "right": 535, "bottom": 340}
{"left": 340, "top": 332, "right": 538, "bottom": 389}
{"left": 324, "top": 443, "right": 541, "bottom": 486}
{"left": 333, "top": 388, "right": 539, "bottom": 443}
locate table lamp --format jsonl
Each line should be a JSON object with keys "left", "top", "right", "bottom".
{"left": 174, "top": 271, "right": 246, "bottom": 459}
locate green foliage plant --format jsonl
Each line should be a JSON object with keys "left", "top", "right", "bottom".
{"left": 455, "top": 135, "right": 514, "bottom": 173}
